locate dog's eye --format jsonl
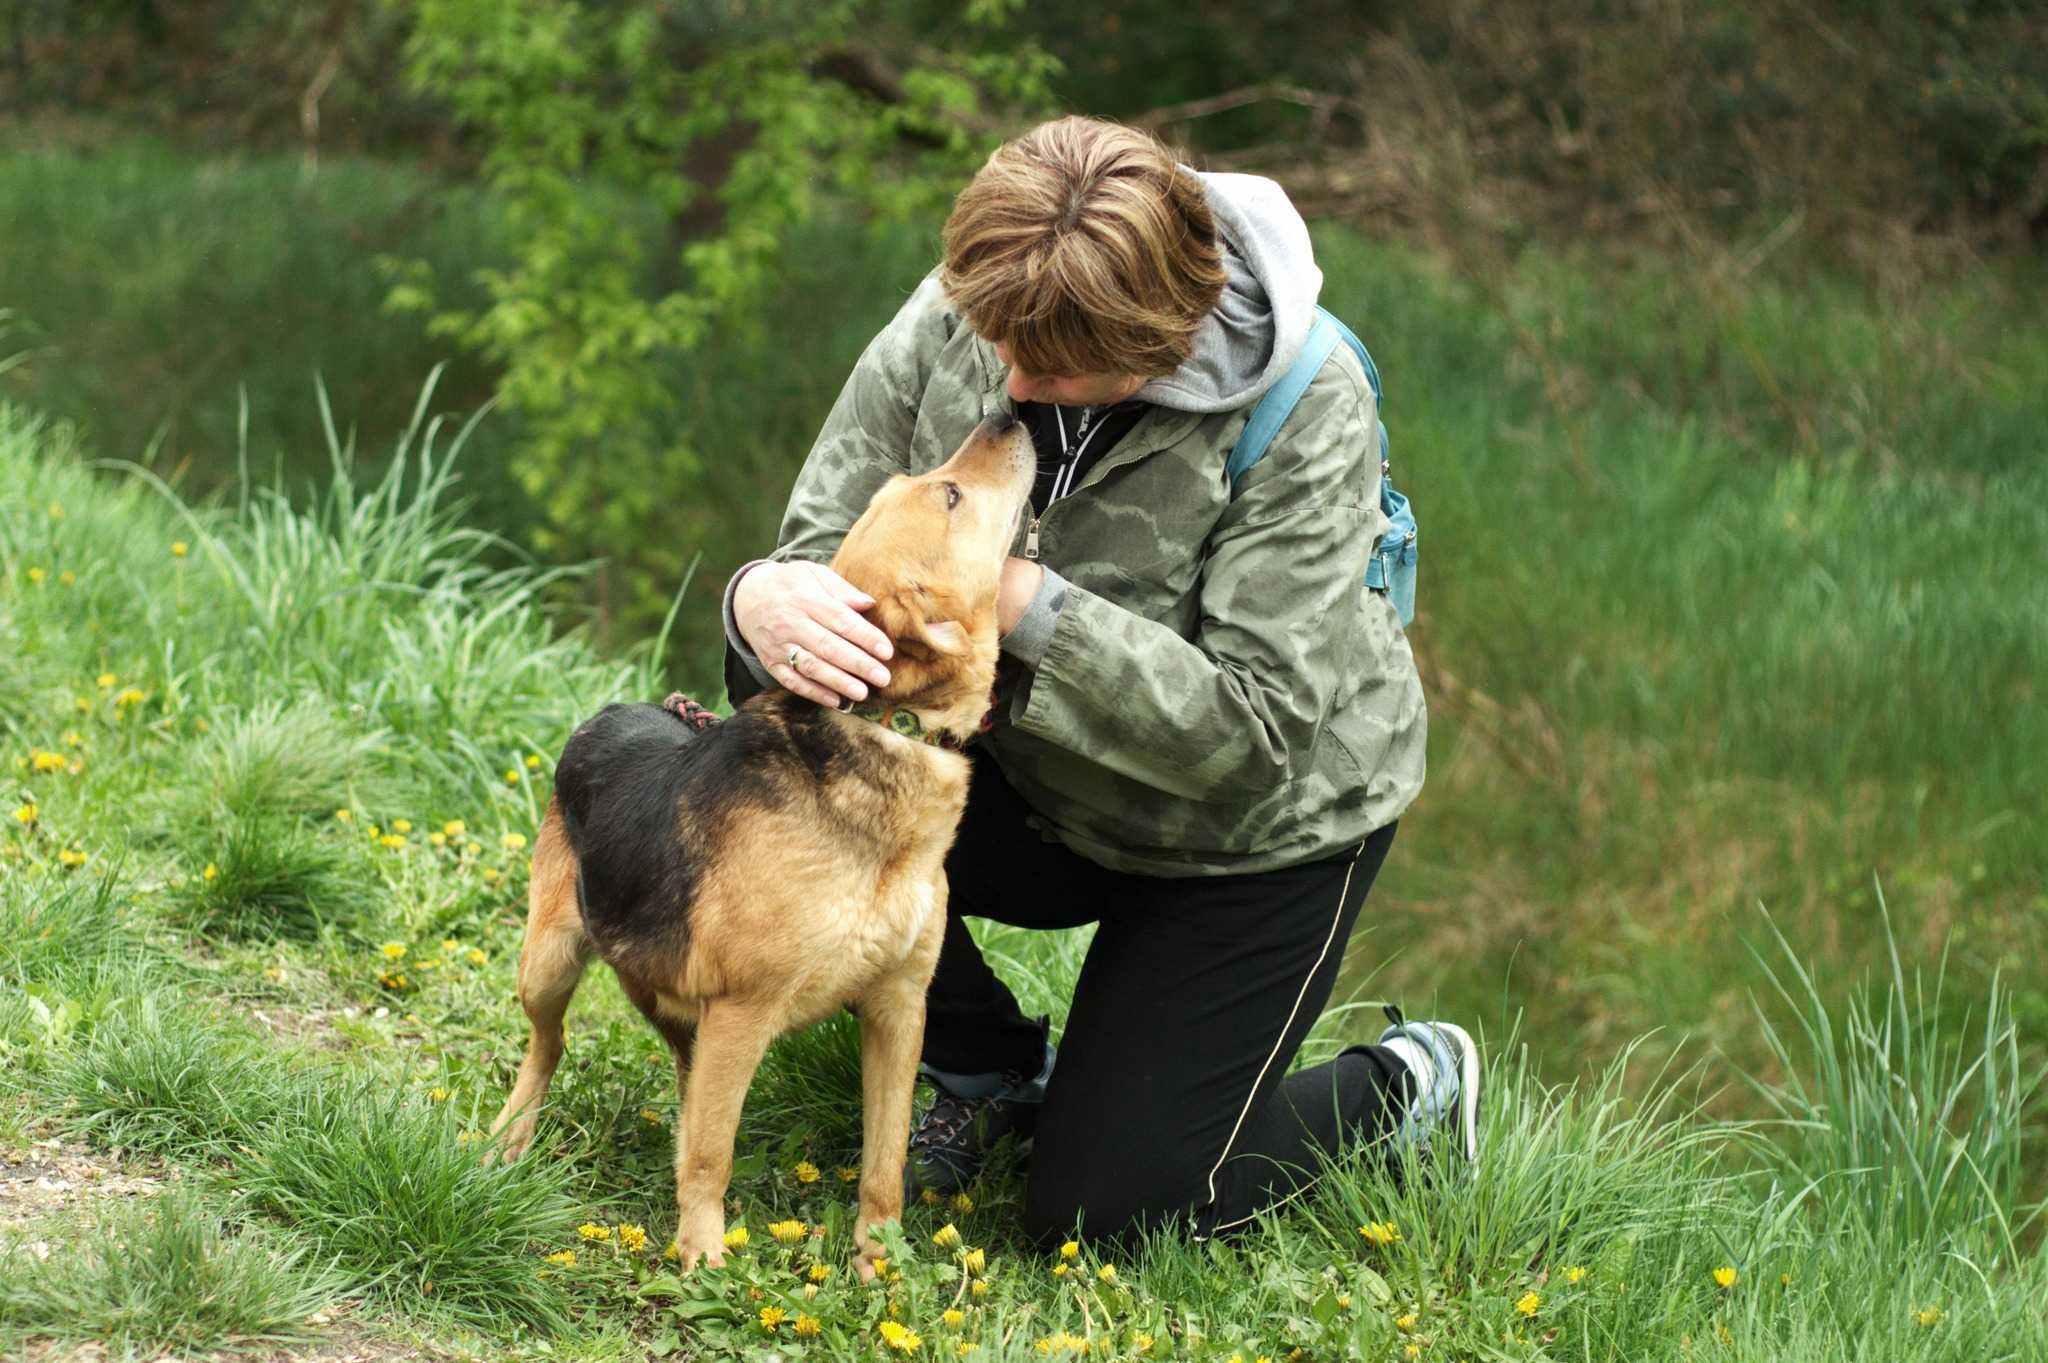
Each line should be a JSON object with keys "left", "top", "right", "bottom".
{"left": 943, "top": 481, "right": 962, "bottom": 509}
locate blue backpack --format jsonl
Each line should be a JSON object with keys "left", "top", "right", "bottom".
{"left": 1224, "top": 306, "right": 1418, "bottom": 625}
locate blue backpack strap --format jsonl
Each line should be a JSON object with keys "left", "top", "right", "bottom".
{"left": 1227, "top": 306, "right": 1417, "bottom": 625}
{"left": 1226, "top": 311, "right": 1342, "bottom": 491}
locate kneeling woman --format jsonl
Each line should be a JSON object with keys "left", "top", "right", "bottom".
{"left": 723, "top": 115, "right": 1475, "bottom": 1243}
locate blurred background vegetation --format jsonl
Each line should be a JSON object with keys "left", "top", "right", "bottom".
{"left": 1, "top": 0, "right": 2043, "bottom": 1091}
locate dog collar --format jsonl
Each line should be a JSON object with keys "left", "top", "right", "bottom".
{"left": 845, "top": 699, "right": 993, "bottom": 751}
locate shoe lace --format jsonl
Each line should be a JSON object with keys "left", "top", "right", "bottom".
{"left": 909, "top": 1070, "right": 1024, "bottom": 1156}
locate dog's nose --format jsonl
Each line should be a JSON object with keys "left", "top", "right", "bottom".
{"left": 984, "top": 410, "right": 1019, "bottom": 436}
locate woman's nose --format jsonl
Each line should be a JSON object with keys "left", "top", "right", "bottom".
{"left": 1005, "top": 368, "right": 1044, "bottom": 403}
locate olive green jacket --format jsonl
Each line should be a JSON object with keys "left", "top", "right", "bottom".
{"left": 726, "top": 271, "right": 1425, "bottom": 877}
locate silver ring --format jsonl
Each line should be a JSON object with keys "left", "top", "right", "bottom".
{"left": 786, "top": 645, "right": 804, "bottom": 673}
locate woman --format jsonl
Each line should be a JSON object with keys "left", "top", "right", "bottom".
{"left": 722, "top": 116, "right": 1473, "bottom": 1244}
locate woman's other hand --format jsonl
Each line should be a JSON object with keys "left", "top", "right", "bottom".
{"left": 733, "top": 561, "right": 894, "bottom": 708}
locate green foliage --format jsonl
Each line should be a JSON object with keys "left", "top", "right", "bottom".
{"left": 389, "top": 0, "right": 1057, "bottom": 634}
{"left": 0, "top": 1189, "right": 344, "bottom": 1360}
{"left": 233, "top": 1078, "right": 583, "bottom": 1332}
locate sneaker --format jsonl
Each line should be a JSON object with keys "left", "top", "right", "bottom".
{"left": 904, "top": 1042, "right": 1056, "bottom": 1197}
{"left": 1375, "top": 1006, "right": 1481, "bottom": 1163}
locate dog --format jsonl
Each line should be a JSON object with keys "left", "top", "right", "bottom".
{"left": 489, "top": 413, "right": 1035, "bottom": 1276}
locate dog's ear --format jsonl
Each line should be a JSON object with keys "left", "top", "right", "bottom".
{"left": 905, "top": 616, "right": 968, "bottom": 658}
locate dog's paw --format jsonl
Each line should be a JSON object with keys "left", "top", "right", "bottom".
{"left": 676, "top": 1241, "right": 726, "bottom": 1273}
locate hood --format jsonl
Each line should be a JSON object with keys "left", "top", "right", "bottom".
{"left": 1133, "top": 171, "right": 1323, "bottom": 414}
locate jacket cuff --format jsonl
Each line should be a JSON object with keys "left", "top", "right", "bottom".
{"left": 723, "top": 559, "right": 779, "bottom": 690}
{"left": 999, "top": 565, "right": 1069, "bottom": 668}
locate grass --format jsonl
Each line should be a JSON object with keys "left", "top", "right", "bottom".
{"left": 0, "top": 1189, "right": 344, "bottom": 1360}
{"left": 0, "top": 371, "right": 2042, "bottom": 1360}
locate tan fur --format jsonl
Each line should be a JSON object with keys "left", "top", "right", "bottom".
{"left": 489, "top": 417, "right": 1034, "bottom": 1278}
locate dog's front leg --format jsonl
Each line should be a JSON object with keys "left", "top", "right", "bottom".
{"left": 852, "top": 885, "right": 944, "bottom": 1283}
{"left": 672, "top": 998, "right": 776, "bottom": 1270}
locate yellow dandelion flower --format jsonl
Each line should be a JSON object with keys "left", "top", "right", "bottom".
{"left": 382, "top": 942, "right": 407, "bottom": 960}
{"left": 970, "top": 1278, "right": 989, "bottom": 1297}
{"left": 872, "top": 1257, "right": 887, "bottom": 1275}
{"left": 1516, "top": 1291, "right": 1541, "bottom": 1317}
{"left": 380, "top": 833, "right": 407, "bottom": 850}
{"left": 618, "top": 1223, "right": 648, "bottom": 1252}
{"left": 759, "top": 1306, "right": 786, "bottom": 1330}
{"left": 837, "top": 1165, "right": 860, "bottom": 1182}
{"left": 115, "top": 687, "right": 145, "bottom": 706}
{"left": 502, "top": 832, "right": 527, "bottom": 850}
{"left": 942, "top": 1308, "right": 965, "bottom": 1327}
{"left": 367, "top": 825, "right": 381, "bottom": 839}
{"left": 466, "top": 947, "right": 488, "bottom": 966}
{"left": 1335, "top": 1295, "right": 1351, "bottom": 1310}
{"left": 481, "top": 867, "right": 501, "bottom": 884}
{"left": 577, "top": 1223, "right": 611, "bottom": 1241}
{"left": 543, "top": 1249, "right": 576, "bottom": 1266}
{"left": 1564, "top": 1266, "right": 1587, "bottom": 1284}
{"left": 957, "top": 1345, "right": 977, "bottom": 1358}
{"left": 921, "top": 1188, "right": 940, "bottom": 1206}
{"left": 443, "top": 819, "right": 465, "bottom": 837}
{"left": 503, "top": 768, "right": 521, "bottom": 785}
{"left": 429, "top": 831, "right": 447, "bottom": 847}
{"left": 96, "top": 673, "right": 116, "bottom": 689}
{"left": 640, "top": 1106, "right": 661, "bottom": 1123}
{"left": 1359, "top": 1220, "right": 1400, "bottom": 1247}
{"left": 201, "top": 861, "right": 218, "bottom": 881}
{"left": 1917, "top": 1305, "right": 1944, "bottom": 1327}
{"left": 12, "top": 802, "right": 37, "bottom": 825}
{"left": 62, "top": 732, "right": 82, "bottom": 748}
{"left": 439, "top": 938, "right": 460, "bottom": 954}
{"left": 808, "top": 1262, "right": 831, "bottom": 1282}
{"left": 464, "top": 841, "right": 482, "bottom": 856}
{"left": 31, "top": 750, "right": 64, "bottom": 772}
{"left": 723, "top": 1225, "right": 749, "bottom": 1250}
{"left": 1404, "top": 1346, "right": 1421, "bottom": 1360}
{"left": 428, "top": 1086, "right": 450, "bottom": 1102}
{"left": 58, "top": 848, "right": 87, "bottom": 868}
{"left": 525, "top": 754, "right": 543, "bottom": 769}
{"left": 26, "top": 566, "right": 44, "bottom": 583}
{"left": 335, "top": 808, "right": 354, "bottom": 822}
{"left": 1132, "top": 1334, "right": 1154, "bottom": 1355}
{"left": 171, "top": 541, "right": 188, "bottom": 557}
{"left": 379, "top": 970, "right": 408, "bottom": 990}
{"left": 1097, "top": 1264, "right": 1116, "bottom": 1283}
{"left": 952, "top": 1192, "right": 975, "bottom": 1213}
{"left": 794, "top": 1159, "right": 821, "bottom": 1184}
{"left": 1396, "top": 1312, "right": 1418, "bottom": 1330}
{"left": 1059, "top": 1240, "right": 1080, "bottom": 1260}
{"left": 1051, "top": 1263, "right": 1069, "bottom": 1278}
{"left": 390, "top": 819, "right": 412, "bottom": 834}
{"left": 960, "top": 1247, "right": 986, "bottom": 1276}
{"left": 794, "top": 1313, "right": 821, "bottom": 1337}
{"left": 1712, "top": 1266, "right": 1738, "bottom": 1290}
{"left": 878, "top": 1319, "right": 922, "bottom": 1353}
{"left": 769, "top": 1219, "right": 807, "bottom": 1244}
{"left": 932, "top": 1223, "right": 961, "bottom": 1249}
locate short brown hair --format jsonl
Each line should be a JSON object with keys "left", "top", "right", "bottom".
{"left": 941, "top": 116, "right": 1225, "bottom": 379}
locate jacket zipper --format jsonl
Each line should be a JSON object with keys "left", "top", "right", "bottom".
{"left": 1028, "top": 405, "right": 1101, "bottom": 560}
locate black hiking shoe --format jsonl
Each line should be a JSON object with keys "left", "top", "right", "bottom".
{"left": 904, "top": 1042, "right": 1056, "bottom": 1199}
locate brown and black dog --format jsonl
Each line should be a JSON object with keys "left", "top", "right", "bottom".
{"left": 489, "top": 414, "right": 1035, "bottom": 1276}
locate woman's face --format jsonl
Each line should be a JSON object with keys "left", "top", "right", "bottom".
{"left": 994, "top": 342, "right": 1147, "bottom": 408}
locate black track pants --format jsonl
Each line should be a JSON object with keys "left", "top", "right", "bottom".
{"left": 923, "top": 758, "right": 1413, "bottom": 1243}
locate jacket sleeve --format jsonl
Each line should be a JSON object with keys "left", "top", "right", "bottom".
{"left": 1008, "top": 355, "right": 1386, "bottom": 801}
{"left": 718, "top": 269, "right": 956, "bottom": 709}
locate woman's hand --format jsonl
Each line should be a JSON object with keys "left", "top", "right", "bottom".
{"left": 998, "top": 557, "right": 1045, "bottom": 636}
{"left": 733, "top": 560, "right": 894, "bottom": 709}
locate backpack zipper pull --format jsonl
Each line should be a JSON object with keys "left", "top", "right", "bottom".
{"left": 1024, "top": 516, "right": 1041, "bottom": 561}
